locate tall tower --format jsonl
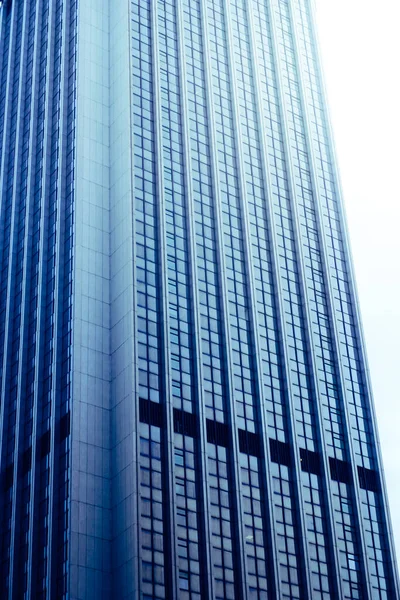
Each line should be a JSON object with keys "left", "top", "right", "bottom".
{"left": 0, "top": 0, "right": 398, "bottom": 599}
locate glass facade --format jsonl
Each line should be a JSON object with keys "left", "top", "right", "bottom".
{"left": 0, "top": 0, "right": 76, "bottom": 597}
{"left": 0, "top": 0, "right": 398, "bottom": 598}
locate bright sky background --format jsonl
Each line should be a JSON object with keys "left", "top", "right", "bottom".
{"left": 314, "top": 0, "right": 400, "bottom": 562}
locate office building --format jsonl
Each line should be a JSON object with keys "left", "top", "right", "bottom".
{"left": 0, "top": 0, "right": 398, "bottom": 598}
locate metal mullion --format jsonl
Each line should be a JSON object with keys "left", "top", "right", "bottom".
{"left": 198, "top": 1, "right": 247, "bottom": 597}
{"left": 150, "top": 0, "right": 177, "bottom": 596}
{"left": 11, "top": 0, "right": 42, "bottom": 595}
{"left": 3, "top": 3, "right": 32, "bottom": 595}
{"left": 244, "top": 0, "right": 314, "bottom": 596}
{"left": 223, "top": 0, "right": 280, "bottom": 596}
{"left": 48, "top": 0, "right": 69, "bottom": 593}
{"left": 285, "top": 0, "right": 376, "bottom": 594}
{"left": 175, "top": 0, "right": 213, "bottom": 596}
{"left": 268, "top": 0, "right": 343, "bottom": 595}
{"left": 28, "top": 0, "right": 56, "bottom": 594}
{"left": 298, "top": 2, "right": 400, "bottom": 595}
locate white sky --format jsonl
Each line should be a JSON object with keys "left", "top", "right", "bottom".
{"left": 314, "top": 0, "right": 400, "bottom": 562}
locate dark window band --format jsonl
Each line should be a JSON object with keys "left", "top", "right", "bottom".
{"left": 238, "top": 429, "right": 261, "bottom": 457}
{"left": 329, "top": 457, "right": 352, "bottom": 485}
{"left": 270, "top": 438, "right": 291, "bottom": 467}
{"left": 300, "top": 448, "right": 321, "bottom": 475}
{"left": 206, "top": 419, "right": 229, "bottom": 447}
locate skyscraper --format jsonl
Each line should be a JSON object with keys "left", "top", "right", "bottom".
{"left": 0, "top": 0, "right": 398, "bottom": 598}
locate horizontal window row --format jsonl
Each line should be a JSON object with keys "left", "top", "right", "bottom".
{"left": 138, "top": 399, "right": 379, "bottom": 491}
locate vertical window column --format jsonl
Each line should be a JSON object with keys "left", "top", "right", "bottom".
{"left": 19, "top": 1, "right": 51, "bottom": 596}
{"left": 139, "top": 424, "right": 166, "bottom": 600}
{"left": 174, "top": 433, "right": 201, "bottom": 599}
{"left": 47, "top": 0, "right": 73, "bottom": 594}
{"left": 33, "top": 2, "right": 64, "bottom": 595}
{"left": 53, "top": 0, "right": 78, "bottom": 595}
{"left": 207, "top": 442, "right": 236, "bottom": 599}
{"left": 157, "top": 1, "right": 204, "bottom": 597}
{"left": 132, "top": 1, "right": 168, "bottom": 598}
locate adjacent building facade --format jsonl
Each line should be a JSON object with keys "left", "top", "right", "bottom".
{"left": 0, "top": 0, "right": 398, "bottom": 598}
